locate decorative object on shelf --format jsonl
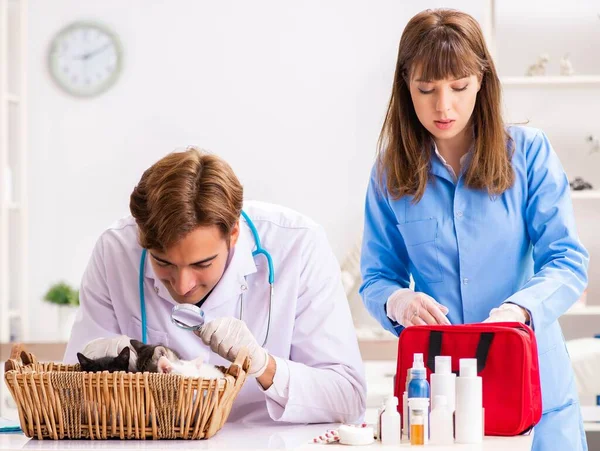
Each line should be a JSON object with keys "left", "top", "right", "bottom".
{"left": 525, "top": 53, "right": 549, "bottom": 76}
{"left": 570, "top": 177, "right": 594, "bottom": 191}
{"left": 586, "top": 135, "right": 600, "bottom": 154}
{"left": 47, "top": 21, "right": 123, "bottom": 97}
{"left": 559, "top": 53, "right": 575, "bottom": 76}
{"left": 43, "top": 282, "right": 80, "bottom": 341}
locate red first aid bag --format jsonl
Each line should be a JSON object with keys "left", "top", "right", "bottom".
{"left": 395, "top": 322, "right": 542, "bottom": 436}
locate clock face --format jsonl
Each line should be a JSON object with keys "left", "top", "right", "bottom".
{"left": 48, "top": 22, "right": 123, "bottom": 97}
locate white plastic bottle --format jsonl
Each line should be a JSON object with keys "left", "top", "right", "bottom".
{"left": 455, "top": 358, "right": 483, "bottom": 444}
{"left": 430, "top": 356, "right": 456, "bottom": 413}
{"left": 381, "top": 396, "right": 401, "bottom": 446}
{"left": 430, "top": 395, "right": 454, "bottom": 445}
{"left": 402, "top": 368, "right": 411, "bottom": 440}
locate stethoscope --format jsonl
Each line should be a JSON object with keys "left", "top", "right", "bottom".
{"left": 138, "top": 210, "right": 275, "bottom": 346}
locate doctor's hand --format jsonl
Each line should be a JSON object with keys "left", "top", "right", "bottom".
{"left": 195, "top": 317, "right": 271, "bottom": 378}
{"left": 483, "top": 303, "right": 530, "bottom": 324}
{"left": 386, "top": 289, "right": 451, "bottom": 327}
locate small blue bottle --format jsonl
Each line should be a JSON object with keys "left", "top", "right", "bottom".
{"left": 408, "top": 353, "right": 430, "bottom": 399}
{"left": 407, "top": 353, "right": 430, "bottom": 441}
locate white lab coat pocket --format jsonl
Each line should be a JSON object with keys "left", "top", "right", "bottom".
{"left": 397, "top": 218, "right": 443, "bottom": 283}
{"left": 128, "top": 317, "right": 170, "bottom": 347}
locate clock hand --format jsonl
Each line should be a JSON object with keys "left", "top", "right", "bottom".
{"left": 85, "top": 42, "right": 112, "bottom": 60}
{"left": 74, "top": 42, "right": 112, "bottom": 60}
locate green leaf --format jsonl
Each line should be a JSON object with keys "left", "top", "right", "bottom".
{"left": 43, "top": 282, "right": 80, "bottom": 307}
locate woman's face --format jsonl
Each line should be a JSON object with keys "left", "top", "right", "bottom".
{"left": 409, "top": 71, "right": 481, "bottom": 148}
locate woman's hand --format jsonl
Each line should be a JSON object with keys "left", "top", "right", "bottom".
{"left": 483, "top": 303, "right": 530, "bottom": 324}
{"left": 386, "top": 289, "right": 451, "bottom": 326}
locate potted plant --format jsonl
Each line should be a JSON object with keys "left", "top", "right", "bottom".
{"left": 43, "top": 282, "right": 79, "bottom": 341}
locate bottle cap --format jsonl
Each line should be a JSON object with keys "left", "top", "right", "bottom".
{"left": 435, "top": 356, "right": 451, "bottom": 374}
{"left": 385, "top": 396, "right": 398, "bottom": 410}
{"left": 460, "top": 358, "right": 477, "bottom": 377}
{"left": 408, "top": 397, "right": 430, "bottom": 409}
{"left": 412, "top": 353, "right": 424, "bottom": 369}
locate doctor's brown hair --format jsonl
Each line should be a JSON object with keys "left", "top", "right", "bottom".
{"left": 130, "top": 147, "right": 243, "bottom": 251}
{"left": 378, "top": 9, "right": 514, "bottom": 202}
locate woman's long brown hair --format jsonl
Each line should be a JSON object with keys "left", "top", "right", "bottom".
{"left": 378, "top": 9, "right": 514, "bottom": 202}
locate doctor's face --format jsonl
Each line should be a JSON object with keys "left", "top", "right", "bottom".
{"left": 409, "top": 72, "right": 481, "bottom": 148}
{"left": 148, "top": 223, "right": 240, "bottom": 304}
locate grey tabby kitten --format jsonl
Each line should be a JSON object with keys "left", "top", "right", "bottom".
{"left": 130, "top": 339, "right": 181, "bottom": 373}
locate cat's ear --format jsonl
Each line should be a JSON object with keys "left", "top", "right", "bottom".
{"left": 191, "top": 357, "right": 204, "bottom": 370}
{"left": 157, "top": 356, "right": 172, "bottom": 374}
{"left": 77, "top": 352, "right": 92, "bottom": 366}
{"left": 117, "top": 347, "right": 130, "bottom": 362}
{"left": 130, "top": 339, "right": 145, "bottom": 353}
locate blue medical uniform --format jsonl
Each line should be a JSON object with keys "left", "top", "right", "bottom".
{"left": 360, "top": 126, "right": 589, "bottom": 450}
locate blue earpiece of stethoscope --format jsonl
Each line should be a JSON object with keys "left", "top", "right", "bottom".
{"left": 138, "top": 210, "right": 275, "bottom": 345}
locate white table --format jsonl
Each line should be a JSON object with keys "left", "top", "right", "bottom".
{"left": 0, "top": 423, "right": 532, "bottom": 450}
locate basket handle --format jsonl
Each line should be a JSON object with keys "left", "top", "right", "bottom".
{"left": 227, "top": 346, "right": 251, "bottom": 377}
{"left": 4, "top": 343, "right": 23, "bottom": 372}
{"left": 4, "top": 344, "right": 38, "bottom": 372}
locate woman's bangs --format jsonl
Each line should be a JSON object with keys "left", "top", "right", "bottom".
{"left": 412, "top": 34, "right": 481, "bottom": 82}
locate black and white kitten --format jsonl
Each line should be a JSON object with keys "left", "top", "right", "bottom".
{"left": 77, "top": 347, "right": 130, "bottom": 372}
{"left": 130, "top": 339, "right": 180, "bottom": 373}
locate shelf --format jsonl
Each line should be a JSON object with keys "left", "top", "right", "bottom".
{"left": 501, "top": 76, "right": 600, "bottom": 86}
{"left": 563, "top": 306, "right": 600, "bottom": 316}
{"left": 0, "top": 0, "right": 28, "bottom": 344}
{"left": 571, "top": 191, "right": 600, "bottom": 200}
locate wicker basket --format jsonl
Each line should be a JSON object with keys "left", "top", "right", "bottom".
{"left": 3, "top": 344, "right": 250, "bottom": 440}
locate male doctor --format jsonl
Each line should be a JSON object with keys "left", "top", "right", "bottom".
{"left": 64, "top": 147, "right": 366, "bottom": 424}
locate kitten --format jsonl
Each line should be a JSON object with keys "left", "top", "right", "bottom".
{"left": 77, "top": 347, "right": 130, "bottom": 372}
{"left": 81, "top": 335, "right": 138, "bottom": 372}
{"left": 130, "top": 339, "right": 180, "bottom": 373}
{"left": 157, "top": 355, "right": 225, "bottom": 379}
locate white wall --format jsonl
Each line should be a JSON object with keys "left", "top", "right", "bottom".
{"left": 27, "top": 1, "right": 486, "bottom": 341}
{"left": 27, "top": 1, "right": 599, "bottom": 342}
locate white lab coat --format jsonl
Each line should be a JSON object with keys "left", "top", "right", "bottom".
{"left": 64, "top": 201, "right": 367, "bottom": 424}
